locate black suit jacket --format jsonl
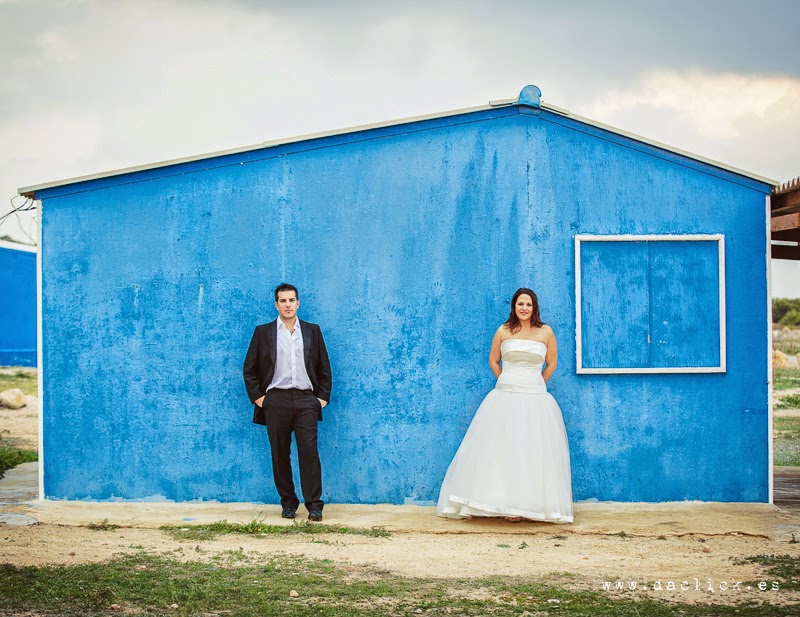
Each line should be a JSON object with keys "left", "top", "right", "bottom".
{"left": 243, "top": 319, "right": 332, "bottom": 425}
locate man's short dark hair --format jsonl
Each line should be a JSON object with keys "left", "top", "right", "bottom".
{"left": 274, "top": 283, "right": 299, "bottom": 302}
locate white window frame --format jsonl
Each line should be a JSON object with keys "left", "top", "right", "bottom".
{"left": 575, "top": 234, "right": 726, "bottom": 374}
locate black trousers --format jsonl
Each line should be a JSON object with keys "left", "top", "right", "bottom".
{"left": 264, "top": 388, "right": 323, "bottom": 512}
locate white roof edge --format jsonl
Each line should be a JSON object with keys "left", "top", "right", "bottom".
{"left": 18, "top": 101, "right": 498, "bottom": 196}
{"left": 0, "top": 239, "right": 37, "bottom": 252}
{"left": 18, "top": 96, "right": 777, "bottom": 196}
{"left": 554, "top": 107, "right": 778, "bottom": 186}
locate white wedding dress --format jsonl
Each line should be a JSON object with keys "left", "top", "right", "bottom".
{"left": 436, "top": 339, "right": 573, "bottom": 522}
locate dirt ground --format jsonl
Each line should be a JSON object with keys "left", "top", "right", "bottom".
{"left": 3, "top": 522, "right": 800, "bottom": 607}
{"left": 0, "top": 394, "right": 37, "bottom": 449}
{"left": 3, "top": 395, "right": 800, "bottom": 609}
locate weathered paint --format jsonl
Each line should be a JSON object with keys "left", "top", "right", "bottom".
{"left": 0, "top": 242, "right": 37, "bottom": 367}
{"left": 34, "top": 91, "right": 771, "bottom": 503}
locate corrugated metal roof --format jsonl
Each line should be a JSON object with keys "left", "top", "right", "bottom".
{"left": 772, "top": 175, "right": 800, "bottom": 217}
{"left": 18, "top": 86, "right": 778, "bottom": 197}
{"left": 774, "top": 176, "right": 800, "bottom": 196}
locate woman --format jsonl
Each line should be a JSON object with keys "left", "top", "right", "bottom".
{"left": 436, "top": 288, "right": 573, "bottom": 522}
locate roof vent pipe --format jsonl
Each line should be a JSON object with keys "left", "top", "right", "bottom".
{"left": 517, "top": 85, "right": 542, "bottom": 109}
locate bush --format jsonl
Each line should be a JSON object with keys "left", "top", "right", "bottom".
{"left": 0, "top": 447, "right": 37, "bottom": 479}
{"left": 780, "top": 309, "right": 800, "bottom": 327}
{"left": 774, "top": 298, "right": 800, "bottom": 324}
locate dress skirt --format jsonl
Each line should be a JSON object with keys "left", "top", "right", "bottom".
{"left": 436, "top": 388, "right": 573, "bottom": 522}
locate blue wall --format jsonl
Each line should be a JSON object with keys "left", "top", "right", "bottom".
{"left": 0, "top": 244, "right": 37, "bottom": 367}
{"left": 36, "top": 101, "right": 771, "bottom": 503}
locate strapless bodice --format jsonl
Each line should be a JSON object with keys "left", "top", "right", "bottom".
{"left": 495, "top": 339, "right": 548, "bottom": 393}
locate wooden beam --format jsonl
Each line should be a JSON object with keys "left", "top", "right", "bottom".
{"left": 772, "top": 190, "right": 800, "bottom": 216}
{"left": 772, "top": 212, "right": 800, "bottom": 233}
{"left": 772, "top": 243, "right": 800, "bottom": 260}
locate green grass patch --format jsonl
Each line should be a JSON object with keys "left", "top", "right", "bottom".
{"left": 775, "top": 368, "right": 800, "bottom": 392}
{"left": 777, "top": 394, "right": 800, "bottom": 410}
{"left": 0, "top": 445, "right": 37, "bottom": 479}
{"left": 0, "top": 553, "right": 796, "bottom": 616}
{"left": 161, "top": 519, "right": 390, "bottom": 541}
{"left": 0, "top": 369, "right": 37, "bottom": 396}
{"left": 733, "top": 554, "right": 800, "bottom": 591}
{"left": 86, "top": 519, "right": 121, "bottom": 532}
{"left": 774, "top": 417, "right": 800, "bottom": 466}
{"left": 775, "top": 416, "right": 800, "bottom": 439}
{"left": 0, "top": 553, "right": 406, "bottom": 616}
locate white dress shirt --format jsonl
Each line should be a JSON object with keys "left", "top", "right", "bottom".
{"left": 267, "top": 318, "right": 313, "bottom": 392}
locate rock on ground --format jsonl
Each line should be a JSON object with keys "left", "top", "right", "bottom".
{"left": 0, "top": 388, "right": 26, "bottom": 409}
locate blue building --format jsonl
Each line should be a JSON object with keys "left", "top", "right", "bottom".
{"left": 19, "top": 85, "right": 776, "bottom": 504}
{"left": 0, "top": 239, "right": 37, "bottom": 367}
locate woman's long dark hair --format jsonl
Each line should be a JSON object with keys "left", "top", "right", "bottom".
{"left": 503, "top": 287, "right": 545, "bottom": 334}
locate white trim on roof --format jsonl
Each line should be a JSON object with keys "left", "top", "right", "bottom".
{"left": 0, "top": 239, "right": 37, "bottom": 253}
{"left": 18, "top": 102, "right": 500, "bottom": 196}
{"left": 550, "top": 108, "right": 777, "bottom": 186}
{"left": 18, "top": 94, "right": 777, "bottom": 197}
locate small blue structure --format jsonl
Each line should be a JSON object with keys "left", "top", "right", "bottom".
{"left": 0, "top": 239, "right": 37, "bottom": 367}
{"left": 20, "top": 86, "right": 776, "bottom": 504}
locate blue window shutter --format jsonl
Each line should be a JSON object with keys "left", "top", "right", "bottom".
{"left": 578, "top": 237, "right": 723, "bottom": 372}
{"left": 649, "top": 241, "right": 720, "bottom": 368}
{"left": 580, "top": 241, "right": 649, "bottom": 368}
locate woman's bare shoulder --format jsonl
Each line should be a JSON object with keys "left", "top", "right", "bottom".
{"left": 495, "top": 323, "right": 511, "bottom": 340}
{"left": 541, "top": 324, "right": 556, "bottom": 341}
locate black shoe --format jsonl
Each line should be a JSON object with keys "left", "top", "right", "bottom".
{"left": 281, "top": 506, "right": 296, "bottom": 519}
{"left": 307, "top": 509, "right": 323, "bottom": 522}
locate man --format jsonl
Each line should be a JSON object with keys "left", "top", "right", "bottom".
{"left": 243, "top": 283, "right": 332, "bottom": 521}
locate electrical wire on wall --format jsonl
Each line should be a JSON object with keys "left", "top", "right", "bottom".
{"left": 0, "top": 195, "right": 38, "bottom": 246}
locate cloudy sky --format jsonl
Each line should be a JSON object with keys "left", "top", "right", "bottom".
{"left": 2, "top": 0, "right": 799, "bottom": 295}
